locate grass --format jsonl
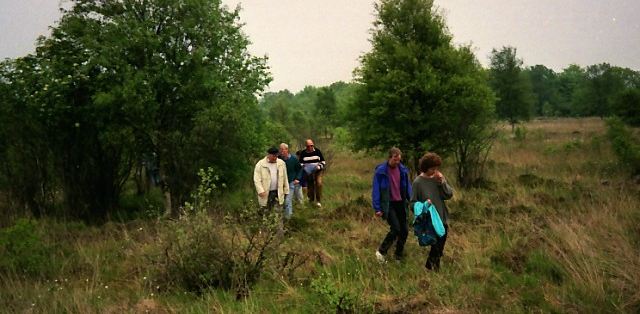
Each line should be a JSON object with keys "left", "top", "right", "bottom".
{"left": 1, "top": 117, "right": 640, "bottom": 313}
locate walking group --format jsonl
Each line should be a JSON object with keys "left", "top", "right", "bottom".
{"left": 253, "top": 138, "right": 325, "bottom": 220}
{"left": 254, "top": 142, "right": 452, "bottom": 271}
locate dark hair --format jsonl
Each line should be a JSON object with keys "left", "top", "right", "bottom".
{"left": 267, "top": 147, "right": 279, "bottom": 155}
{"left": 419, "top": 152, "right": 442, "bottom": 173}
{"left": 388, "top": 147, "right": 402, "bottom": 158}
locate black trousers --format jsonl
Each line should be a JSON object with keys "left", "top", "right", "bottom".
{"left": 378, "top": 201, "right": 408, "bottom": 258}
{"left": 429, "top": 224, "right": 449, "bottom": 259}
{"left": 266, "top": 190, "right": 278, "bottom": 210}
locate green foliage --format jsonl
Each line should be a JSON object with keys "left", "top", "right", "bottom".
{"left": 348, "top": 0, "right": 496, "bottom": 186}
{"left": 613, "top": 88, "right": 640, "bottom": 126}
{"left": 259, "top": 82, "right": 355, "bottom": 150}
{"left": 149, "top": 169, "right": 283, "bottom": 297}
{"left": 525, "top": 65, "right": 560, "bottom": 116}
{"left": 0, "top": 219, "right": 56, "bottom": 277}
{"left": 310, "top": 274, "right": 358, "bottom": 313}
{"left": 489, "top": 46, "right": 535, "bottom": 128}
{"left": 556, "top": 64, "right": 587, "bottom": 116}
{"left": 525, "top": 250, "right": 565, "bottom": 285}
{"left": 315, "top": 87, "right": 338, "bottom": 139}
{"left": 572, "top": 64, "right": 638, "bottom": 117}
{"left": 514, "top": 125, "right": 527, "bottom": 142}
{"left": 0, "top": 0, "right": 271, "bottom": 220}
{"left": 606, "top": 117, "right": 640, "bottom": 175}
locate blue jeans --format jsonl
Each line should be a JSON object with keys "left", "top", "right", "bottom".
{"left": 284, "top": 182, "right": 296, "bottom": 219}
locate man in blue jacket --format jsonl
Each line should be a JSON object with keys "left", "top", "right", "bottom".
{"left": 372, "top": 147, "right": 412, "bottom": 262}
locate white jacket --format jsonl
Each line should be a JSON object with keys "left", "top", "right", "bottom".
{"left": 253, "top": 157, "right": 289, "bottom": 207}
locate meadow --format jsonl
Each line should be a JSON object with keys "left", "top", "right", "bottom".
{"left": 1, "top": 117, "right": 639, "bottom": 313}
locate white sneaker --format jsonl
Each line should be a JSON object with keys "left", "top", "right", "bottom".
{"left": 375, "top": 251, "right": 387, "bottom": 263}
{"left": 316, "top": 202, "right": 322, "bottom": 208}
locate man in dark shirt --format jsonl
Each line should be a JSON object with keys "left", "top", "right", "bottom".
{"left": 299, "top": 138, "right": 325, "bottom": 208}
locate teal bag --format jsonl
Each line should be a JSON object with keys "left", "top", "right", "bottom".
{"left": 412, "top": 200, "right": 446, "bottom": 246}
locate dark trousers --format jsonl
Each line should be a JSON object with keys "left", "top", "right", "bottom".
{"left": 378, "top": 201, "right": 408, "bottom": 258}
{"left": 429, "top": 224, "right": 449, "bottom": 260}
{"left": 266, "top": 190, "right": 278, "bottom": 210}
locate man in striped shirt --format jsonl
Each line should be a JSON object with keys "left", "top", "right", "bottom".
{"left": 299, "top": 138, "right": 326, "bottom": 208}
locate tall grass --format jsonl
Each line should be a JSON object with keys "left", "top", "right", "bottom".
{"left": 1, "top": 118, "right": 639, "bottom": 312}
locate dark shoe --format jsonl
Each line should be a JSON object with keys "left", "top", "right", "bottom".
{"left": 425, "top": 257, "right": 440, "bottom": 272}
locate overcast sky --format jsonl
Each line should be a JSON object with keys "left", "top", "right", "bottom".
{"left": 1, "top": 0, "right": 639, "bottom": 92}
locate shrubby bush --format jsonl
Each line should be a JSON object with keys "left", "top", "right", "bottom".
{"left": 514, "top": 125, "right": 527, "bottom": 141}
{"left": 148, "top": 169, "right": 284, "bottom": 298}
{"left": 606, "top": 118, "right": 640, "bottom": 175}
{"left": 614, "top": 88, "right": 640, "bottom": 127}
{"left": 0, "top": 219, "right": 57, "bottom": 277}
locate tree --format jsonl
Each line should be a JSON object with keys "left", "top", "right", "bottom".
{"left": 314, "top": 87, "right": 337, "bottom": 138}
{"left": 573, "top": 63, "right": 631, "bottom": 117}
{"left": 489, "top": 46, "right": 534, "bottom": 130}
{"left": 614, "top": 88, "right": 640, "bottom": 126}
{"left": 525, "top": 65, "right": 559, "bottom": 116}
{"left": 556, "top": 64, "right": 586, "bottom": 116}
{"left": 2, "top": 0, "right": 270, "bottom": 221}
{"left": 348, "top": 0, "right": 496, "bottom": 186}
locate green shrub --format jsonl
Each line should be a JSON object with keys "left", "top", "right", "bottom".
{"left": 311, "top": 274, "right": 357, "bottom": 313}
{"left": 606, "top": 117, "right": 640, "bottom": 175}
{"left": 0, "top": 219, "right": 55, "bottom": 277}
{"left": 514, "top": 125, "right": 527, "bottom": 141}
{"left": 148, "top": 168, "right": 284, "bottom": 298}
{"left": 613, "top": 88, "right": 640, "bottom": 126}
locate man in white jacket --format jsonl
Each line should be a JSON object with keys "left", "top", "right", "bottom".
{"left": 254, "top": 147, "right": 289, "bottom": 210}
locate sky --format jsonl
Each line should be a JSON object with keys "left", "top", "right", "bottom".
{"left": 1, "top": 0, "right": 639, "bottom": 92}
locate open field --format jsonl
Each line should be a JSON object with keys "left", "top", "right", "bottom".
{"left": 1, "top": 117, "right": 639, "bottom": 313}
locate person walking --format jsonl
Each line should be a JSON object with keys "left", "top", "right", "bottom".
{"left": 279, "top": 143, "right": 302, "bottom": 219}
{"left": 410, "top": 152, "right": 454, "bottom": 271}
{"left": 299, "top": 138, "right": 325, "bottom": 208}
{"left": 372, "top": 147, "right": 412, "bottom": 262}
{"left": 253, "top": 147, "right": 289, "bottom": 210}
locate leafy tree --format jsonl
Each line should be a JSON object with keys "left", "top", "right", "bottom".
{"left": 556, "top": 64, "right": 586, "bottom": 116}
{"left": 314, "top": 87, "right": 337, "bottom": 138}
{"left": 614, "top": 88, "right": 640, "bottom": 126}
{"left": 348, "top": 0, "right": 496, "bottom": 186}
{"left": 329, "top": 81, "right": 358, "bottom": 126}
{"left": 1, "top": 0, "right": 270, "bottom": 220}
{"left": 489, "top": 46, "right": 534, "bottom": 130}
{"left": 573, "top": 63, "right": 627, "bottom": 117}
{"left": 525, "top": 65, "right": 559, "bottom": 116}
{"left": 0, "top": 58, "right": 57, "bottom": 218}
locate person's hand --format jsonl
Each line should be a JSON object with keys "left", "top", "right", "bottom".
{"left": 434, "top": 170, "right": 444, "bottom": 183}
{"left": 293, "top": 179, "right": 299, "bottom": 185}
{"left": 375, "top": 211, "right": 383, "bottom": 218}
{"left": 316, "top": 165, "right": 321, "bottom": 170}
{"left": 258, "top": 192, "right": 267, "bottom": 198}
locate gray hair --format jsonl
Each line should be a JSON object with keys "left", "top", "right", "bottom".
{"left": 279, "top": 143, "right": 289, "bottom": 149}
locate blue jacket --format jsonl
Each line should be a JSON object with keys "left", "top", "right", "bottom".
{"left": 371, "top": 162, "right": 412, "bottom": 215}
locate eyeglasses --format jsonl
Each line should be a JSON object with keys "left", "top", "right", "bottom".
{"left": 306, "top": 144, "right": 314, "bottom": 147}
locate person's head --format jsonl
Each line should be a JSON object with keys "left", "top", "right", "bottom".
{"left": 305, "top": 139, "right": 315, "bottom": 152}
{"left": 419, "top": 152, "right": 442, "bottom": 176}
{"left": 267, "top": 147, "right": 279, "bottom": 163}
{"left": 279, "top": 143, "right": 289, "bottom": 157}
{"left": 387, "top": 147, "right": 402, "bottom": 168}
